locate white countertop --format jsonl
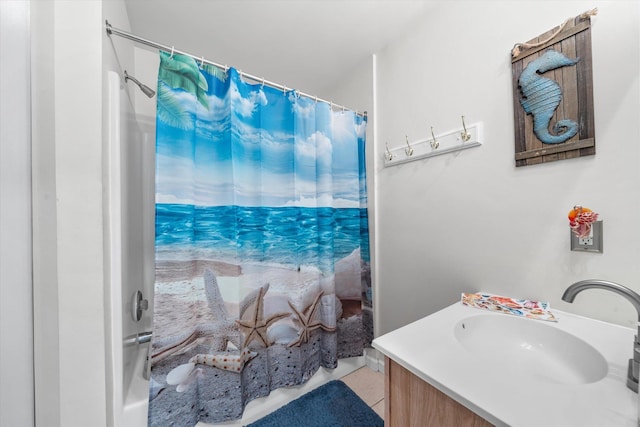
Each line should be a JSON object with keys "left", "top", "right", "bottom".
{"left": 372, "top": 302, "right": 637, "bottom": 427}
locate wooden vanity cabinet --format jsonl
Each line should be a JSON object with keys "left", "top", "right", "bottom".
{"left": 384, "top": 357, "right": 494, "bottom": 427}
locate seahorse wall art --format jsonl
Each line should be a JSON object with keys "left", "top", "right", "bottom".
{"left": 518, "top": 50, "right": 580, "bottom": 144}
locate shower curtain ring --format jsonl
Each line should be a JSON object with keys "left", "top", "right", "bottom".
{"left": 169, "top": 46, "right": 174, "bottom": 59}
{"left": 199, "top": 56, "right": 205, "bottom": 68}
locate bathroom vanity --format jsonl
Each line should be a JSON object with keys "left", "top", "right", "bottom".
{"left": 384, "top": 356, "right": 492, "bottom": 426}
{"left": 372, "top": 302, "right": 637, "bottom": 427}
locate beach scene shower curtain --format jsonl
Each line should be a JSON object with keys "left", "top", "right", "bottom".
{"left": 148, "top": 52, "right": 372, "bottom": 426}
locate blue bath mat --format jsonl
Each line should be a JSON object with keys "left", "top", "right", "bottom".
{"left": 246, "top": 380, "right": 384, "bottom": 427}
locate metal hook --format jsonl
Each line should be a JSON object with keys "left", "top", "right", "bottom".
{"left": 169, "top": 46, "right": 175, "bottom": 59}
{"left": 430, "top": 126, "right": 439, "bottom": 149}
{"left": 261, "top": 78, "right": 265, "bottom": 89}
{"left": 405, "top": 135, "right": 414, "bottom": 156}
{"left": 385, "top": 143, "right": 394, "bottom": 161}
{"left": 199, "top": 56, "right": 205, "bottom": 68}
{"left": 461, "top": 115, "right": 471, "bottom": 142}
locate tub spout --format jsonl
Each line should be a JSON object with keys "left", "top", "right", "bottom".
{"left": 562, "top": 279, "right": 640, "bottom": 392}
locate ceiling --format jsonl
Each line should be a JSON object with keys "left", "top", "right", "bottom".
{"left": 124, "top": 0, "right": 434, "bottom": 96}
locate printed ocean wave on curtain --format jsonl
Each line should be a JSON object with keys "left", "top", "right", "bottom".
{"left": 148, "top": 52, "right": 372, "bottom": 426}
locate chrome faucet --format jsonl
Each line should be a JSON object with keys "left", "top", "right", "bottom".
{"left": 562, "top": 279, "right": 640, "bottom": 393}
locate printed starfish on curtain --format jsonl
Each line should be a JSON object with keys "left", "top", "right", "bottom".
{"left": 151, "top": 269, "right": 241, "bottom": 365}
{"left": 287, "top": 291, "right": 336, "bottom": 347}
{"left": 236, "top": 285, "right": 290, "bottom": 348}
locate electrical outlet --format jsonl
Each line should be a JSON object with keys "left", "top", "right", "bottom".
{"left": 571, "top": 221, "right": 603, "bottom": 253}
{"left": 578, "top": 234, "right": 593, "bottom": 246}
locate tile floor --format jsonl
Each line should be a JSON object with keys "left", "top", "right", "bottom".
{"left": 340, "top": 366, "right": 385, "bottom": 420}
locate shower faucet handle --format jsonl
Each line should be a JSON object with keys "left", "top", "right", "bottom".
{"left": 132, "top": 290, "right": 149, "bottom": 322}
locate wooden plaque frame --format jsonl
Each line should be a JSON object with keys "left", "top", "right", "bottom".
{"left": 511, "top": 12, "right": 596, "bottom": 167}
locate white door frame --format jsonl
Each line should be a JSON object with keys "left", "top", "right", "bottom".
{"left": 0, "top": 1, "right": 35, "bottom": 426}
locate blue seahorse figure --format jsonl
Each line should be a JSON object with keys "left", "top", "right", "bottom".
{"left": 519, "top": 50, "right": 580, "bottom": 144}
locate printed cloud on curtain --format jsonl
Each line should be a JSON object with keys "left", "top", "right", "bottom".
{"left": 148, "top": 52, "right": 372, "bottom": 426}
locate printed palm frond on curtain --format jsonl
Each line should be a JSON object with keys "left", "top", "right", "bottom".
{"left": 156, "top": 51, "right": 227, "bottom": 129}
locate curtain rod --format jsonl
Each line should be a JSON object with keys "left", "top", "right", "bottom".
{"left": 105, "top": 20, "right": 366, "bottom": 118}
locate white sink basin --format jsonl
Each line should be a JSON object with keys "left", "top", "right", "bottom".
{"left": 454, "top": 314, "right": 608, "bottom": 385}
{"left": 373, "top": 303, "right": 637, "bottom": 426}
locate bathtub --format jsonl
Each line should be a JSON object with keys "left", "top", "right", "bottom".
{"left": 106, "top": 70, "right": 156, "bottom": 426}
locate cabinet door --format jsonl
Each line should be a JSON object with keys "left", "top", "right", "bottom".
{"left": 386, "top": 358, "right": 493, "bottom": 427}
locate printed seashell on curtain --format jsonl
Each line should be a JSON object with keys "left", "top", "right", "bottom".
{"left": 148, "top": 52, "right": 372, "bottom": 426}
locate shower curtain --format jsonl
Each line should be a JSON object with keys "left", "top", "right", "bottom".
{"left": 148, "top": 52, "right": 372, "bottom": 426}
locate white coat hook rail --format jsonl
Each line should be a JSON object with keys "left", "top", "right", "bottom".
{"left": 384, "top": 119, "right": 484, "bottom": 167}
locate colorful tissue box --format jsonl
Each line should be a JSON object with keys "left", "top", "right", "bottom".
{"left": 461, "top": 292, "right": 557, "bottom": 322}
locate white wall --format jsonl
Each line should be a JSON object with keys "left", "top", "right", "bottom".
{"left": 373, "top": 1, "right": 640, "bottom": 334}
{"left": 31, "top": 1, "right": 60, "bottom": 423}
{"left": 31, "top": 1, "right": 135, "bottom": 425}
{"left": 32, "top": 1, "right": 108, "bottom": 425}
{"left": 0, "top": 2, "right": 34, "bottom": 426}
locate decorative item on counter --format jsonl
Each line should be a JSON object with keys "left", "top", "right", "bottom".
{"left": 461, "top": 292, "right": 557, "bottom": 322}
{"left": 568, "top": 205, "right": 599, "bottom": 238}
